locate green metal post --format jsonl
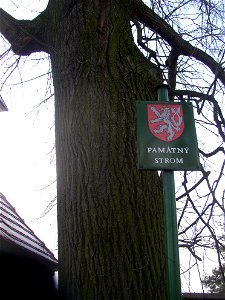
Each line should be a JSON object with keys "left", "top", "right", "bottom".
{"left": 156, "top": 84, "right": 182, "bottom": 300}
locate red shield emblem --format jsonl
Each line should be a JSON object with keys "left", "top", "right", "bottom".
{"left": 147, "top": 104, "right": 184, "bottom": 142}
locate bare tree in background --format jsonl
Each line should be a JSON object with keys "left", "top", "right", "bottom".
{"left": 0, "top": 0, "right": 224, "bottom": 299}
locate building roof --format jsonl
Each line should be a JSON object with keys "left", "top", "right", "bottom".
{"left": 0, "top": 95, "right": 8, "bottom": 112}
{"left": 0, "top": 192, "right": 57, "bottom": 270}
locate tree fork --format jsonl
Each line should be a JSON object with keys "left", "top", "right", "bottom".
{"left": 0, "top": 8, "right": 50, "bottom": 55}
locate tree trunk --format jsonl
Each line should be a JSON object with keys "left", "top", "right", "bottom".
{"left": 0, "top": 0, "right": 167, "bottom": 298}
{"left": 48, "top": 1, "right": 166, "bottom": 299}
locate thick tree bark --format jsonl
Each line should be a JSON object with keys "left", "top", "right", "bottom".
{"left": 50, "top": 2, "right": 166, "bottom": 299}
{"left": 1, "top": 1, "right": 167, "bottom": 299}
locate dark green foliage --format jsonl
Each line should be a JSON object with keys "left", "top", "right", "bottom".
{"left": 202, "top": 265, "right": 225, "bottom": 293}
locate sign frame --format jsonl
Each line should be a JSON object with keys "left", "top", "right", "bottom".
{"left": 137, "top": 101, "right": 200, "bottom": 171}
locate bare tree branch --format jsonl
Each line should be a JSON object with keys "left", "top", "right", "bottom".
{"left": 130, "top": 0, "right": 225, "bottom": 86}
{"left": 0, "top": 8, "right": 50, "bottom": 55}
